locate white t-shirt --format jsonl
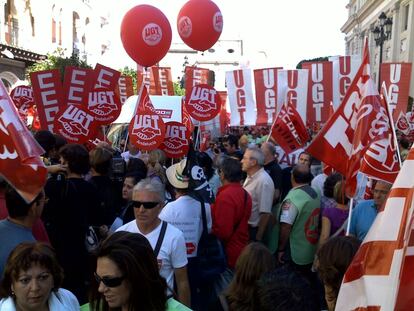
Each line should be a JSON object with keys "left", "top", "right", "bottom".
{"left": 116, "top": 220, "right": 188, "bottom": 292}
{"left": 311, "top": 173, "right": 327, "bottom": 197}
{"left": 159, "top": 195, "right": 212, "bottom": 258}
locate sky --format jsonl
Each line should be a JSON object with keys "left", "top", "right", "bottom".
{"left": 102, "top": 0, "right": 350, "bottom": 70}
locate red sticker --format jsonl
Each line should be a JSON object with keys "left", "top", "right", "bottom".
{"left": 87, "top": 88, "right": 122, "bottom": 125}
{"left": 185, "top": 84, "right": 221, "bottom": 121}
{"left": 160, "top": 121, "right": 190, "bottom": 158}
{"left": 54, "top": 104, "right": 98, "bottom": 144}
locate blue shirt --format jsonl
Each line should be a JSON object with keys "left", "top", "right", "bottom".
{"left": 0, "top": 219, "right": 35, "bottom": 278}
{"left": 349, "top": 200, "right": 377, "bottom": 241}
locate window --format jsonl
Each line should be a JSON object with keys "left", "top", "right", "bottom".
{"left": 403, "top": 4, "right": 409, "bottom": 31}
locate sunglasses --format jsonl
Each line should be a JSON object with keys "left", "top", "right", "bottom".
{"left": 131, "top": 200, "right": 160, "bottom": 209}
{"left": 94, "top": 273, "right": 124, "bottom": 288}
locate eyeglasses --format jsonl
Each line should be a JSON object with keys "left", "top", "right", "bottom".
{"left": 131, "top": 200, "right": 160, "bottom": 209}
{"left": 94, "top": 272, "right": 125, "bottom": 288}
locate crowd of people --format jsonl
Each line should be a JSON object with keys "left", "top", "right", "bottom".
{"left": 0, "top": 126, "right": 411, "bottom": 311}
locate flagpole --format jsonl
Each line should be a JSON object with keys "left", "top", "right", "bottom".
{"left": 382, "top": 82, "right": 402, "bottom": 167}
{"left": 346, "top": 198, "right": 354, "bottom": 236}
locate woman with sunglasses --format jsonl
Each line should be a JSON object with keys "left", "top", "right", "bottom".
{"left": 89, "top": 231, "right": 191, "bottom": 311}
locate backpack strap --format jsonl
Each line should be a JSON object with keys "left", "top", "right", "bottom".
{"left": 154, "top": 221, "right": 168, "bottom": 257}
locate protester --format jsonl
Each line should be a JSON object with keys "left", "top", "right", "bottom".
{"left": 318, "top": 180, "right": 349, "bottom": 247}
{"left": 257, "top": 265, "right": 319, "bottom": 311}
{"left": 90, "top": 231, "right": 190, "bottom": 311}
{"left": 162, "top": 159, "right": 211, "bottom": 308}
{"left": 116, "top": 178, "right": 190, "bottom": 307}
{"left": 109, "top": 172, "right": 144, "bottom": 233}
{"left": 211, "top": 242, "right": 275, "bottom": 311}
{"left": 34, "top": 130, "right": 56, "bottom": 165}
{"left": 242, "top": 147, "right": 275, "bottom": 242}
{"left": 212, "top": 157, "right": 252, "bottom": 269}
{"left": 0, "top": 242, "right": 79, "bottom": 310}
{"left": 0, "top": 187, "right": 47, "bottom": 278}
{"left": 196, "top": 151, "right": 221, "bottom": 196}
{"left": 278, "top": 164, "right": 320, "bottom": 273}
{"left": 89, "top": 147, "right": 120, "bottom": 237}
{"left": 316, "top": 236, "right": 361, "bottom": 311}
{"left": 120, "top": 139, "right": 141, "bottom": 164}
{"left": 320, "top": 173, "right": 343, "bottom": 210}
{"left": 147, "top": 149, "right": 168, "bottom": 184}
{"left": 223, "top": 135, "right": 243, "bottom": 160}
{"left": 349, "top": 180, "right": 392, "bottom": 241}
{"left": 261, "top": 141, "right": 282, "bottom": 202}
{"left": 43, "top": 143, "right": 100, "bottom": 304}
{"left": 311, "top": 162, "right": 329, "bottom": 196}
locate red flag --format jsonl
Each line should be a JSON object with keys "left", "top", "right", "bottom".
{"left": 396, "top": 111, "right": 411, "bottom": 135}
{"left": 184, "top": 66, "right": 210, "bottom": 98}
{"left": 306, "top": 40, "right": 389, "bottom": 197}
{"left": 0, "top": 81, "right": 47, "bottom": 202}
{"left": 360, "top": 94, "right": 401, "bottom": 184}
{"left": 336, "top": 146, "right": 414, "bottom": 310}
{"left": 128, "top": 85, "right": 165, "bottom": 151}
{"left": 151, "top": 67, "right": 174, "bottom": 95}
{"left": 117, "top": 75, "right": 134, "bottom": 105}
{"left": 270, "top": 105, "right": 303, "bottom": 154}
{"left": 287, "top": 100, "right": 310, "bottom": 144}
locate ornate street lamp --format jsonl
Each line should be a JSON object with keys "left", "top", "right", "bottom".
{"left": 372, "top": 12, "right": 393, "bottom": 90}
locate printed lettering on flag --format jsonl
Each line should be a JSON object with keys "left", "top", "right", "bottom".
{"left": 87, "top": 88, "right": 122, "bottom": 125}
{"left": 225, "top": 69, "right": 256, "bottom": 126}
{"left": 336, "top": 146, "right": 414, "bottom": 311}
{"left": 329, "top": 55, "right": 361, "bottom": 109}
{"left": 151, "top": 67, "right": 174, "bottom": 95}
{"left": 254, "top": 67, "right": 282, "bottom": 125}
{"left": 185, "top": 84, "right": 221, "bottom": 121}
{"left": 218, "top": 91, "right": 229, "bottom": 135}
{"left": 269, "top": 105, "right": 303, "bottom": 155}
{"left": 0, "top": 81, "right": 47, "bottom": 203}
{"left": 287, "top": 101, "right": 310, "bottom": 144}
{"left": 30, "top": 69, "right": 65, "bottom": 133}
{"left": 302, "top": 61, "right": 333, "bottom": 125}
{"left": 380, "top": 63, "right": 412, "bottom": 120}
{"left": 117, "top": 76, "right": 134, "bottom": 105}
{"left": 396, "top": 111, "right": 411, "bottom": 135}
{"left": 62, "top": 67, "right": 93, "bottom": 107}
{"left": 10, "top": 85, "right": 35, "bottom": 125}
{"left": 184, "top": 66, "right": 210, "bottom": 98}
{"left": 277, "top": 69, "right": 309, "bottom": 124}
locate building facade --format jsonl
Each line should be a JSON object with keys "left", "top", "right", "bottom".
{"left": 341, "top": 0, "right": 414, "bottom": 98}
{"left": 0, "top": 0, "right": 110, "bottom": 88}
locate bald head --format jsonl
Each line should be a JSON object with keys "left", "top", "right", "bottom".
{"left": 292, "top": 164, "right": 312, "bottom": 185}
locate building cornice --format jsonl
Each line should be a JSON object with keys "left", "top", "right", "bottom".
{"left": 341, "top": 1, "right": 383, "bottom": 34}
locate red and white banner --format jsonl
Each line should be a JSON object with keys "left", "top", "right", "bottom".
{"left": 117, "top": 75, "right": 134, "bottom": 105}
{"left": 254, "top": 67, "right": 282, "bottom": 125}
{"left": 302, "top": 61, "right": 333, "bottom": 125}
{"left": 270, "top": 105, "right": 303, "bottom": 155}
{"left": 128, "top": 86, "right": 165, "bottom": 151}
{"left": 30, "top": 69, "right": 65, "bottom": 132}
{"left": 286, "top": 101, "right": 310, "bottom": 144}
{"left": 151, "top": 67, "right": 174, "bottom": 96}
{"left": 160, "top": 121, "right": 190, "bottom": 158}
{"left": 54, "top": 104, "right": 98, "bottom": 144}
{"left": 0, "top": 81, "right": 47, "bottom": 203}
{"left": 277, "top": 69, "right": 309, "bottom": 124}
{"left": 307, "top": 42, "right": 389, "bottom": 197}
{"left": 329, "top": 55, "right": 361, "bottom": 109}
{"left": 10, "top": 85, "right": 35, "bottom": 125}
{"left": 226, "top": 69, "right": 256, "bottom": 126}
{"left": 136, "top": 66, "right": 152, "bottom": 92}
{"left": 380, "top": 62, "right": 412, "bottom": 121}
{"left": 62, "top": 67, "right": 93, "bottom": 107}
{"left": 396, "top": 111, "right": 411, "bottom": 135}
{"left": 336, "top": 146, "right": 414, "bottom": 310}
{"left": 87, "top": 88, "right": 122, "bottom": 125}
{"left": 184, "top": 66, "right": 210, "bottom": 98}
{"left": 92, "top": 63, "right": 121, "bottom": 90}
{"left": 218, "top": 91, "right": 229, "bottom": 136}
{"left": 185, "top": 84, "right": 221, "bottom": 121}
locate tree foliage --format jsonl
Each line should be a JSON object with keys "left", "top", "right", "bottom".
{"left": 26, "top": 48, "right": 91, "bottom": 82}
{"left": 119, "top": 66, "right": 137, "bottom": 94}
{"left": 296, "top": 56, "right": 330, "bottom": 69}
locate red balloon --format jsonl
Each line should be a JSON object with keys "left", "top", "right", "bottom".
{"left": 121, "top": 5, "right": 172, "bottom": 67}
{"left": 177, "top": 0, "right": 223, "bottom": 51}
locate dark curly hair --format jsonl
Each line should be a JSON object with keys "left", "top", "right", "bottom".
{"left": 0, "top": 242, "right": 64, "bottom": 298}
{"left": 90, "top": 231, "right": 167, "bottom": 311}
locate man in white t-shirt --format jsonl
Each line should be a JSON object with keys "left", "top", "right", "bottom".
{"left": 116, "top": 178, "right": 190, "bottom": 307}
